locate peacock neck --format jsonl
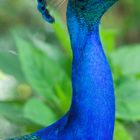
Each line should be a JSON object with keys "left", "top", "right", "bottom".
{"left": 70, "top": 23, "right": 115, "bottom": 115}
{"left": 65, "top": 0, "right": 117, "bottom": 139}
{"left": 67, "top": 20, "right": 115, "bottom": 139}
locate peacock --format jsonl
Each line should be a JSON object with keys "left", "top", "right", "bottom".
{"left": 8, "top": 0, "right": 118, "bottom": 139}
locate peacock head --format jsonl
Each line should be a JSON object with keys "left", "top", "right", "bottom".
{"left": 67, "top": 0, "right": 118, "bottom": 30}
{"left": 37, "top": 0, "right": 118, "bottom": 25}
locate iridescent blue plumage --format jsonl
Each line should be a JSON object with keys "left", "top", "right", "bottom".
{"left": 8, "top": 0, "right": 118, "bottom": 139}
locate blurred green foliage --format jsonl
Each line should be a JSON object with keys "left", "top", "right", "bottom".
{"left": 0, "top": 0, "right": 140, "bottom": 140}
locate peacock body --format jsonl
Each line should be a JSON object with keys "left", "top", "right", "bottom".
{"left": 8, "top": 0, "right": 118, "bottom": 139}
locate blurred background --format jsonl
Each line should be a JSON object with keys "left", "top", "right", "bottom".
{"left": 0, "top": 0, "right": 140, "bottom": 139}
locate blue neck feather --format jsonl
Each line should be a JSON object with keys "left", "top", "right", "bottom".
{"left": 9, "top": 0, "right": 118, "bottom": 139}
{"left": 65, "top": 1, "right": 117, "bottom": 138}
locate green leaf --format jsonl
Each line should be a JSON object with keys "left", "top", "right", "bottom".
{"left": 54, "top": 83, "right": 71, "bottom": 113}
{"left": 111, "top": 45, "right": 140, "bottom": 75}
{"left": 15, "top": 37, "right": 61, "bottom": 100}
{"left": 101, "top": 28, "right": 118, "bottom": 52}
{"left": 24, "top": 98, "right": 57, "bottom": 126}
{"left": 0, "top": 50, "right": 25, "bottom": 81}
{"left": 116, "top": 79, "right": 140, "bottom": 121}
{"left": 32, "top": 37, "right": 72, "bottom": 77}
{"left": 114, "top": 121, "right": 133, "bottom": 140}
{"left": 52, "top": 12, "right": 72, "bottom": 59}
{"left": 0, "top": 102, "right": 30, "bottom": 125}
